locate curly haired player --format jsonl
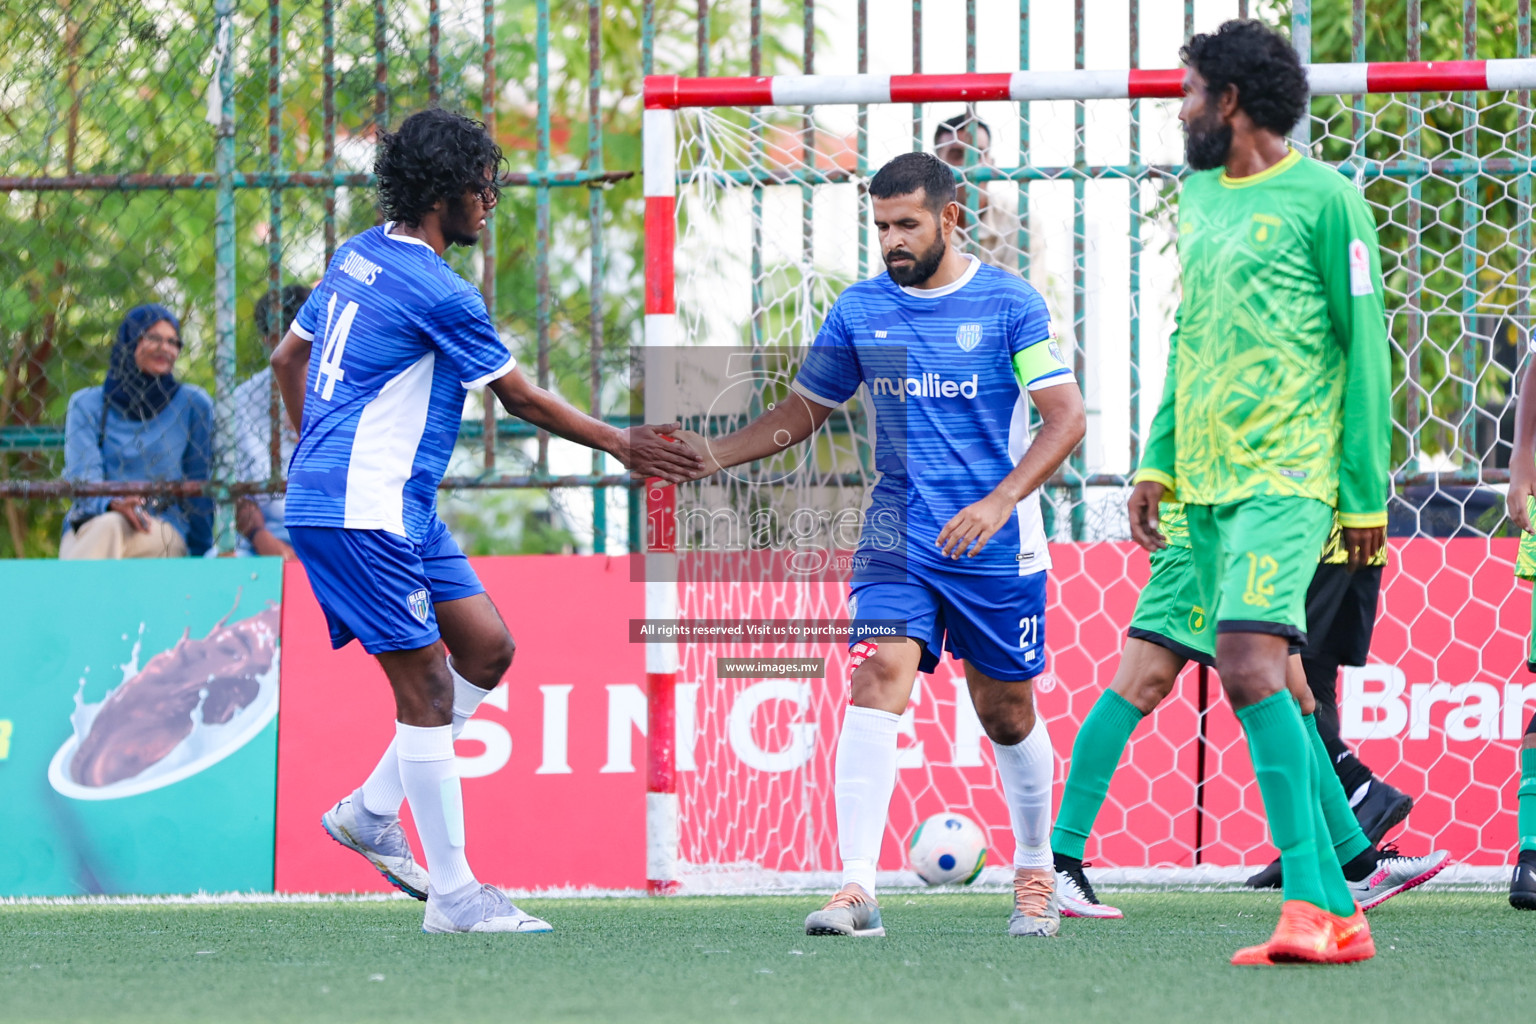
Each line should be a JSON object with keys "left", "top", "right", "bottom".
{"left": 1127, "top": 21, "right": 1391, "bottom": 965}
{"left": 269, "top": 109, "right": 700, "bottom": 933}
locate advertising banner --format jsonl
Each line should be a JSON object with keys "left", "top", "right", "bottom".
{"left": 0, "top": 558, "right": 283, "bottom": 896}
{"left": 274, "top": 555, "right": 648, "bottom": 894}
{"left": 8, "top": 539, "right": 1524, "bottom": 897}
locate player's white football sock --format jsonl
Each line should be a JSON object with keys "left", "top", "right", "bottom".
{"left": 835, "top": 705, "right": 902, "bottom": 895}
{"left": 359, "top": 659, "right": 494, "bottom": 817}
{"left": 993, "top": 716, "right": 1054, "bottom": 870}
{"left": 395, "top": 721, "right": 476, "bottom": 895}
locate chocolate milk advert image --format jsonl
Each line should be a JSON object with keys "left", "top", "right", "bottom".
{"left": 48, "top": 598, "right": 281, "bottom": 800}
{"left": 0, "top": 560, "right": 283, "bottom": 897}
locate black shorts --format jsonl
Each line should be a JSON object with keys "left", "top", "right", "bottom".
{"left": 1301, "top": 563, "right": 1383, "bottom": 666}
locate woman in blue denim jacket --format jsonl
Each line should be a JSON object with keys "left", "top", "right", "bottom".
{"left": 59, "top": 304, "right": 213, "bottom": 558}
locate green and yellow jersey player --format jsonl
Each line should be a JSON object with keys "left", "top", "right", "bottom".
{"left": 1125, "top": 21, "right": 1390, "bottom": 965}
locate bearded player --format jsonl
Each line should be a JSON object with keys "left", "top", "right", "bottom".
{"left": 1126, "top": 21, "right": 1391, "bottom": 965}
{"left": 269, "top": 109, "right": 701, "bottom": 933}
{"left": 676, "top": 152, "right": 1085, "bottom": 938}
{"left": 1048, "top": 503, "right": 1448, "bottom": 920}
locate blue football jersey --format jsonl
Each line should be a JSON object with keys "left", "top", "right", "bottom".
{"left": 792, "top": 256, "right": 1073, "bottom": 577}
{"left": 284, "top": 225, "right": 516, "bottom": 541}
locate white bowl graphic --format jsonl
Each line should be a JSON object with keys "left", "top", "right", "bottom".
{"left": 48, "top": 604, "right": 282, "bottom": 801}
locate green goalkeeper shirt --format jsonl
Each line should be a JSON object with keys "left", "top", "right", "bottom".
{"left": 1133, "top": 150, "right": 1391, "bottom": 528}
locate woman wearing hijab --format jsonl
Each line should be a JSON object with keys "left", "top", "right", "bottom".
{"left": 59, "top": 304, "right": 214, "bottom": 559}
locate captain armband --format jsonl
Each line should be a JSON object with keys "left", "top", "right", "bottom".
{"left": 1012, "top": 337, "right": 1074, "bottom": 392}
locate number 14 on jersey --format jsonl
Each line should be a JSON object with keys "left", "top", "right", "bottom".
{"left": 315, "top": 294, "right": 358, "bottom": 401}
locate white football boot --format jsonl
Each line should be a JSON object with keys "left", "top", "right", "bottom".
{"left": 1055, "top": 861, "right": 1123, "bottom": 920}
{"left": 1350, "top": 847, "right": 1451, "bottom": 911}
{"left": 423, "top": 881, "right": 553, "bottom": 934}
{"left": 804, "top": 883, "right": 886, "bottom": 937}
{"left": 1009, "top": 867, "right": 1061, "bottom": 937}
{"left": 321, "top": 789, "right": 430, "bottom": 900}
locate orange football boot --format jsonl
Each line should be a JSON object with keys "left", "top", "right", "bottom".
{"left": 1261, "top": 900, "right": 1338, "bottom": 964}
{"left": 1325, "top": 903, "right": 1376, "bottom": 964}
{"left": 1229, "top": 941, "right": 1275, "bottom": 966}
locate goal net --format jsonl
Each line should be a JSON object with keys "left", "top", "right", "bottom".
{"left": 641, "top": 61, "right": 1536, "bottom": 891}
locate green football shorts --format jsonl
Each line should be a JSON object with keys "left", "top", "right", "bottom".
{"left": 1127, "top": 543, "right": 1215, "bottom": 668}
{"left": 1184, "top": 495, "right": 1333, "bottom": 644}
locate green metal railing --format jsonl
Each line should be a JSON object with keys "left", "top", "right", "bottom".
{"left": 2, "top": 0, "right": 1528, "bottom": 556}
{"left": 0, "top": 0, "right": 635, "bottom": 555}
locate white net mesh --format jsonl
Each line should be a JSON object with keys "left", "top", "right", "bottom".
{"left": 665, "top": 89, "right": 1536, "bottom": 887}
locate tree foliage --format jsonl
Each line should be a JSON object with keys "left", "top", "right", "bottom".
{"left": 0, "top": 0, "right": 805, "bottom": 556}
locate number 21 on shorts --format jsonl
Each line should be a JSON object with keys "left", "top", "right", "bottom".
{"left": 316, "top": 293, "right": 359, "bottom": 401}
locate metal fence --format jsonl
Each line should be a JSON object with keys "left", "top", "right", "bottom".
{"left": 0, "top": 0, "right": 640, "bottom": 557}
{"left": 1, "top": 0, "right": 1529, "bottom": 559}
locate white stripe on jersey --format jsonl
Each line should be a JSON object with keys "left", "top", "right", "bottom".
{"left": 343, "top": 351, "right": 436, "bottom": 535}
{"left": 1007, "top": 389, "right": 1052, "bottom": 575}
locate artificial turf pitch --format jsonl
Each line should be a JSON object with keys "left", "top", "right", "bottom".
{"left": 1, "top": 891, "right": 1531, "bottom": 1023}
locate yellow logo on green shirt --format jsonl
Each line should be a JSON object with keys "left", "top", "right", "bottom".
{"left": 1251, "top": 213, "right": 1282, "bottom": 247}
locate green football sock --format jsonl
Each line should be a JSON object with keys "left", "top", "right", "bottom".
{"left": 1302, "top": 713, "right": 1372, "bottom": 867}
{"left": 1050, "top": 690, "right": 1144, "bottom": 861}
{"left": 1519, "top": 746, "right": 1536, "bottom": 855}
{"left": 1307, "top": 755, "right": 1359, "bottom": 917}
{"left": 1235, "top": 691, "right": 1339, "bottom": 914}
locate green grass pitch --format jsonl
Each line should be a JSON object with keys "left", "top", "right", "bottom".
{"left": 1, "top": 891, "right": 1531, "bottom": 1023}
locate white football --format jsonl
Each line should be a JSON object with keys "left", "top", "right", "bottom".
{"left": 907, "top": 812, "right": 989, "bottom": 885}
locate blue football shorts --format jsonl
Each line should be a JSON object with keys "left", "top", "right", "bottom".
{"left": 289, "top": 517, "right": 485, "bottom": 655}
{"left": 848, "top": 566, "right": 1048, "bottom": 682}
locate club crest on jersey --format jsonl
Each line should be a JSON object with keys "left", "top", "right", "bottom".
{"left": 407, "top": 588, "right": 430, "bottom": 624}
{"left": 955, "top": 323, "right": 982, "bottom": 352}
{"left": 1250, "top": 212, "right": 1282, "bottom": 247}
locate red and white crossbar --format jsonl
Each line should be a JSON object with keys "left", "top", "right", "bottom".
{"left": 644, "top": 58, "right": 1536, "bottom": 108}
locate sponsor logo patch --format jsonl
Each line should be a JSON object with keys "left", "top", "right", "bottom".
{"left": 1349, "top": 238, "right": 1374, "bottom": 296}
{"left": 870, "top": 373, "right": 979, "bottom": 401}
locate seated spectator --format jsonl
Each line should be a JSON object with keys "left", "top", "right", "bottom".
{"left": 60, "top": 304, "right": 213, "bottom": 559}
{"left": 230, "top": 285, "right": 308, "bottom": 560}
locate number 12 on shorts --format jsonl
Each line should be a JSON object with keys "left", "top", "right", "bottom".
{"left": 316, "top": 293, "right": 359, "bottom": 401}
{"left": 1243, "top": 552, "right": 1278, "bottom": 608}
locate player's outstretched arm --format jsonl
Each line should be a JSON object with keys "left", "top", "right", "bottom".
{"left": 1510, "top": 356, "right": 1536, "bottom": 534}
{"left": 488, "top": 366, "right": 704, "bottom": 484}
{"left": 671, "top": 391, "right": 835, "bottom": 480}
{"left": 270, "top": 329, "right": 312, "bottom": 433}
{"left": 936, "top": 380, "right": 1086, "bottom": 559}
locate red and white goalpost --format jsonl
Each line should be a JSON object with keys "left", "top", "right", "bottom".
{"left": 642, "top": 60, "right": 1536, "bottom": 893}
